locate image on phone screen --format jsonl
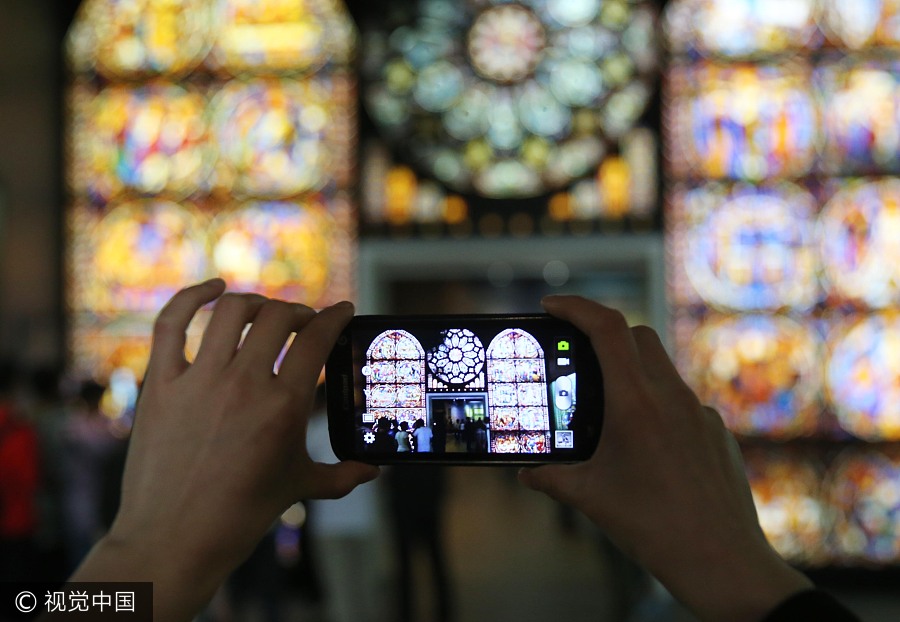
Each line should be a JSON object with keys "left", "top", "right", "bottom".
{"left": 328, "top": 316, "right": 601, "bottom": 463}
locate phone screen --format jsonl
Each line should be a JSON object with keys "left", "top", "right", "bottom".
{"left": 326, "top": 314, "right": 603, "bottom": 464}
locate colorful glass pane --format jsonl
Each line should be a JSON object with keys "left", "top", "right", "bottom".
{"left": 75, "top": 81, "right": 213, "bottom": 202}
{"left": 816, "top": 60, "right": 900, "bottom": 175}
{"left": 364, "top": 330, "right": 427, "bottom": 426}
{"left": 89, "top": 0, "right": 216, "bottom": 79}
{"left": 69, "top": 310, "right": 209, "bottom": 386}
{"left": 211, "top": 78, "right": 333, "bottom": 197}
{"left": 680, "top": 314, "right": 823, "bottom": 438}
{"left": 209, "top": 200, "right": 338, "bottom": 305}
{"left": 827, "top": 448, "right": 900, "bottom": 563}
{"left": 486, "top": 329, "right": 549, "bottom": 435}
{"left": 664, "top": 0, "right": 819, "bottom": 59}
{"left": 87, "top": 199, "right": 210, "bottom": 314}
{"left": 743, "top": 448, "right": 830, "bottom": 565}
{"left": 427, "top": 329, "right": 486, "bottom": 385}
{"left": 666, "top": 61, "right": 819, "bottom": 181}
{"left": 209, "top": 0, "right": 354, "bottom": 75}
{"left": 361, "top": 0, "right": 658, "bottom": 198}
{"left": 826, "top": 313, "right": 900, "bottom": 441}
{"left": 669, "top": 182, "right": 819, "bottom": 311}
{"left": 818, "top": 179, "right": 900, "bottom": 309}
{"left": 820, "top": 0, "right": 900, "bottom": 50}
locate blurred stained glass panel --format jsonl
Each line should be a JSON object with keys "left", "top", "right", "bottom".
{"left": 666, "top": 61, "right": 819, "bottom": 181}
{"left": 668, "top": 181, "right": 819, "bottom": 312}
{"left": 826, "top": 313, "right": 900, "bottom": 441}
{"left": 71, "top": 81, "right": 213, "bottom": 202}
{"left": 665, "top": 0, "right": 900, "bottom": 566}
{"left": 818, "top": 179, "right": 900, "bottom": 309}
{"left": 744, "top": 448, "right": 831, "bottom": 566}
{"left": 358, "top": 0, "right": 660, "bottom": 232}
{"left": 209, "top": 199, "right": 351, "bottom": 305}
{"left": 677, "top": 313, "right": 823, "bottom": 439}
{"left": 816, "top": 60, "right": 900, "bottom": 175}
{"left": 66, "top": 0, "right": 358, "bottom": 414}
{"left": 89, "top": 0, "right": 216, "bottom": 79}
{"left": 827, "top": 448, "right": 900, "bottom": 563}
{"left": 208, "top": 0, "right": 354, "bottom": 75}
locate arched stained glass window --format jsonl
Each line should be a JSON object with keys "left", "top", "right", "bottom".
{"left": 364, "top": 330, "right": 427, "bottom": 426}
{"left": 65, "top": 0, "right": 358, "bottom": 418}
{"left": 486, "top": 329, "right": 550, "bottom": 453}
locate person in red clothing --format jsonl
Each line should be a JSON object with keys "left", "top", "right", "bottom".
{"left": 0, "top": 359, "right": 40, "bottom": 581}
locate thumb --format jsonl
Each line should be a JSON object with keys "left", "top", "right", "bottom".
{"left": 518, "top": 463, "right": 583, "bottom": 506}
{"left": 301, "top": 461, "right": 381, "bottom": 500}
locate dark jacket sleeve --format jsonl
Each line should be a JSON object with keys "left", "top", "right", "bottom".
{"left": 763, "top": 590, "right": 862, "bottom": 622}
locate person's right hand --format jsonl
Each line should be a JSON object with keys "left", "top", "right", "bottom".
{"left": 519, "top": 295, "right": 812, "bottom": 622}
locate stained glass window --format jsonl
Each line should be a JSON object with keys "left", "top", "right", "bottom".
{"left": 82, "top": 199, "right": 211, "bottom": 314}
{"left": 427, "top": 329, "right": 486, "bottom": 386}
{"left": 357, "top": 0, "right": 660, "bottom": 234}
{"left": 210, "top": 78, "right": 334, "bottom": 197}
{"left": 66, "top": 0, "right": 358, "bottom": 414}
{"left": 486, "top": 329, "right": 549, "bottom": 452}
{"left": 363, "top": 330, "right": 427, "bottom": 426}
{"left": 666, "top": 0, "right": 900, "bottom": 565}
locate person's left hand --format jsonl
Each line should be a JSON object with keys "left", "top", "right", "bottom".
{"left": 72, "top": 279, "right": 379, "bottom": 620}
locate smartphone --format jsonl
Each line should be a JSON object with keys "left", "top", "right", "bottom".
{"left": 325, "top": 313, "right": 603, "bottom": 465}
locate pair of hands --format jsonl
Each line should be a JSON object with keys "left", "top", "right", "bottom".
{"left": 72, "top": 280, "right": 810, "bottom": 622}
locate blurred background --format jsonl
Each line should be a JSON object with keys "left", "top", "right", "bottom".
{"left": 1, "top": 0, "right": 899, "bottom": 620}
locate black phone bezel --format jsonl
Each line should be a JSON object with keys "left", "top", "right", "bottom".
{"left": 325, "top": 313, "right": 603, "bottom": 466}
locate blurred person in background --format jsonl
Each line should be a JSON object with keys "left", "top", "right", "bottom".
{"left": 60, "top": 379, "right": 126, "bottom": 571}
{"left": 306, "top": 388, "right": 388, "bottom": 622}
{"left": 25, "top": 364, "right": 71, "bottom": 581}
{"left": 386, "top": 465, "right": 454, "bottom": 622}
{"left": 0, "top": 358, "right": 40, "bottom": 581}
